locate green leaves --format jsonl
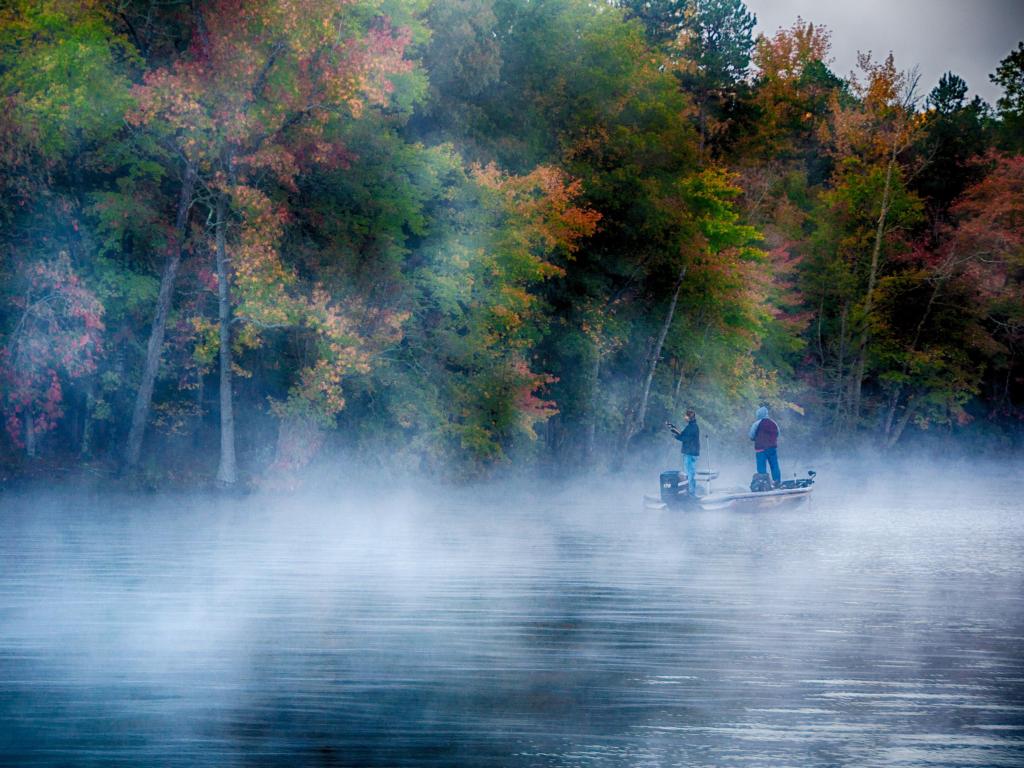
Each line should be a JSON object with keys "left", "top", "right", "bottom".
{"left": 0, "top": 1, "right": 137, "bottom": 156}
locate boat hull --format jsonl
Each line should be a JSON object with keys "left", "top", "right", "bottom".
{"left": 698, "top": 486, "right": 813, "bottom": 510}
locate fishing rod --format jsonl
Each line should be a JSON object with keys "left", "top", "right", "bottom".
{"left": 704, "top": 431, "right": 712, "bottom": 496}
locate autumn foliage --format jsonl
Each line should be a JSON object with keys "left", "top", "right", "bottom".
{"left": 1, "top": 253, "right": 104, "bottom": 447}
{"left": 1, "top": 0, "right": 1022, "bottom": 481}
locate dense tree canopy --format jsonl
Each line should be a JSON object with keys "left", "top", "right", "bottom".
{"left": 1, "top": 0, "right": 1021, "bottom": 484}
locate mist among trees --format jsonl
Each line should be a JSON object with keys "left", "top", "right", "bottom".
{"left": 1, "top": 0, "right": 1022, "bottom": 486}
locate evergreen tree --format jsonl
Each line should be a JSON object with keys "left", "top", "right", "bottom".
{"left": 674, "top": 0, "right": 757, "bottom": 156}
{"left": 990, "top": 41, "right": 1024, "bottom": 151}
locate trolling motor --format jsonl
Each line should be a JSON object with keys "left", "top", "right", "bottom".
{"left": 776, "top": 469, "right": 816, "bottom": 490}
{"left": 751, "top": 469, "right": 816, "bottom": 493}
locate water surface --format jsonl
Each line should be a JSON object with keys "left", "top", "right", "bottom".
{"left": 1, "top": 469, "right": 1022, "bottom": 766}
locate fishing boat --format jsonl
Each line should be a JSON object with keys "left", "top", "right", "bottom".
{"left": 644, "top": 470, "right": 815, "bottom": 510}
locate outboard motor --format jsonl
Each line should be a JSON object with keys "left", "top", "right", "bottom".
{"left": 660, "top": 470, "right": 681, "bottom": 503}
{"left": 750, "top": 472, "right": 773, "bottom": 492}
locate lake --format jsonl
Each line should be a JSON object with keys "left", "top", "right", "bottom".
{"left": 1, "top": 465, "right": 1022, "bottom": 766}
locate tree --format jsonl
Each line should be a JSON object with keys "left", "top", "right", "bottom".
{"left": 819, "top": 53, "right": 925, "bottom": 431}
{"left": 870, "top": 154, "right": 1024, "bottom": 445}
{"left": 1, "top": 253, "right": 104, "bottom": 456}
{"left": 0, "top": 1, "right": 134, "bottom": 459}
{"left": 990, "top": 41, "right": 1024, "bottom": 151}
{"left": 126, "top": 0, "right": 417, "bottom": 484}
{"left": 387, "top": 162, "right": 599, "bottom": 474}
{"left": 746, "top": 18, "right": 839, "bottom": 166}
{"left": 617, "top": 168, "right": 764, "bottom": 455}
{"left": 911, "top": 72, "right": 988, "bottom": 233}
{"left": 673, "top": 0, "right": 757, "bottom": 156}
{"left": 122, "top": 159, "right": 195, "bottom": 470}
{"left": 619, "top": 0, "right": 688, "bottom": 45}
{"left": 948, "top": 153, "right": 1024, "bottom": 425}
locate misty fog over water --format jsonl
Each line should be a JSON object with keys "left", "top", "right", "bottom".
{"left": 1, "top": 461, "right": 1023, "bottom": 767}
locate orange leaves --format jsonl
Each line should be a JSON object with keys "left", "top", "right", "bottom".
{"left": 274, "top": 291, "right": 407, "bottom": 422}
{"left": 473, "top": 163, "right": 600, "bottom": 260}
{"left": 748, "top": 17, "right": 836, "bottom": 156}
{"left": 857, "top": 52, "right": 903, "bottom": 114}
{"left": 754, "top": 17, "right": 831, "bottom": 84}
{"left": 827, "top": 52, "right": 921, "bottom": 163}
{"left": 912, "top": 152, "right": 1024, "bottom": 307}
{"left": 466, "top": 163, "right": 598, "bottom": 347}
{"left": 239, "top": 145, "right": 301, "bottom": 189}
{"left": 415, "top": 162, "right": 598, "bottom": 456}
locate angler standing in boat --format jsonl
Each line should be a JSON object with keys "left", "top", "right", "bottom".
{"left": 749, "top": 403, "right": 781, "bottom": 487}
{"left": 669, "top": 408, "right": 700, "bottom": 497}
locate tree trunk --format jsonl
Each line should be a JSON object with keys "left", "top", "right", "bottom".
{"left": 80, "top": 384, "right": 95, "bottom": 459}
{"left": 672, "top": 364, "right": 686, "bottom": 413}
{"left": 848, "top": 146, "right": 897, "bottom": 427}
{"left": 24, "top": 411, "right": 36, "bottom": 458}
{"left": 697, "top": 100, "right": 707, "bottom": 159}
{"left": 124, "top": 160, "right": 196, "bottom": 469}
{"left": 584, "top": 348, "right": 601, "bottom": 464}
{"left": 882, "top": 387, "right": 899, "bottom": 440}
{"left": 215, "top": 189, "right": 237, "bottom": 486}
{"left": 886, "top": 394, "right": 918, "bottom": 448}
{"left": 621, "top": 264, "right": 687, "bottom": 453}
{"left": 192, "top": 371, "right": 205, "bottom": 448}
{"left": 881, "top": 277, "right": 943, "bottom": 443}
{"left": 832, "top": 301, "right": 849, "bottom": 432}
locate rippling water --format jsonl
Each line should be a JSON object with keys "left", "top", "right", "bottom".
{"left": 1, "top": 469, "right": 1023, "bottom": 766}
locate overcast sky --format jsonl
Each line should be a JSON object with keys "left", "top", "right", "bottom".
{"left": 744, "top": 0, "right": 1024, "bottom": 106}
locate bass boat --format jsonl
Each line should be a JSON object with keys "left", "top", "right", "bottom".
{"left": 644, "top": 470, "right": 815, "bottom": 510}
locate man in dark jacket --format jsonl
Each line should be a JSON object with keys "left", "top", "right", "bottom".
{"left": 671, "top": 408, "right": 700, "bottom": 496}
{"left": 749, "top": 403, "right": 781, "bottom": 485}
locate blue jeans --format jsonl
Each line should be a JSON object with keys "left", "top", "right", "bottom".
{"left": 756, "top": 446, "right": 781, "bottom": 484}
{"left": 683, "top": 454, "right": 698, "bottom": 496}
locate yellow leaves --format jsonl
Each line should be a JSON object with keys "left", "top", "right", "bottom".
{"left": 753, "top": 17, "right": 832, "bottom": 84}
{"left": 231, "top": 361, "right": 253, "bottom": 379}
{"left": 189, "top": 316, "right": 219, "bottom": 366}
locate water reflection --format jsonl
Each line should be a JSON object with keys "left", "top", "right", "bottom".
{"left": 1, "top": 474, "right": 1022, "bottom": 766}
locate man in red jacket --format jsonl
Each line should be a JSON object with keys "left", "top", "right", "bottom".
{"left": 749, "top": 403, "right": 781, "bottom": 486}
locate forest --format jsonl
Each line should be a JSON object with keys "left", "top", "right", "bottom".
{"left": 1, "top": 0, "right": 1022, "bottom": 487}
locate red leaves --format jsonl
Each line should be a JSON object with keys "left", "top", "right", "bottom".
{"left": 951, "top": 152, "right": 1024, "bottom": 257}
{"left": 511, "top": 360, "right": 559, "bottom": 426}
{"left": 1, "top": 252, "right": 104, "bottom": 446}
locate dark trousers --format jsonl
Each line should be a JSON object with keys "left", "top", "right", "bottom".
{"left": 756, "top": 446, "right": 781, "bottom": 483}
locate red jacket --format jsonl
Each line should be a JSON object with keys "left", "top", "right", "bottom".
{"left": 752, "top": 418, "right": 779, "bottom": 451}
